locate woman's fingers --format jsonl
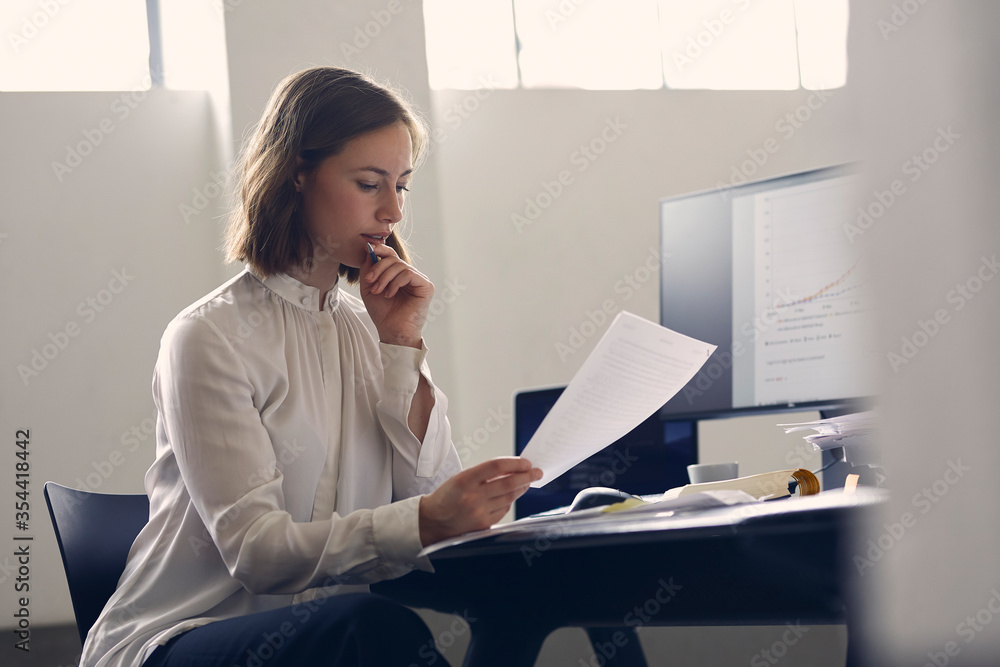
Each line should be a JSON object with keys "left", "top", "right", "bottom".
{"left": 361, "top": 245, "right": 435, "bottom": 346}
{"left": 362, "top": 242, "right": 396, "bottom": 289}
{"left": 483, "top": 469, "right": 537, "bottom": 502}
{"left": 457, "top": 458, "right": 539, "bottom": 503}
{"left": 378, "top": 265, "right": 429, "bottom": 298}
{"left": 365, "top": 252, "right": 432, "bottom": 298}
{"left": 467, "top": 456, "right": 535, "bottom": 482}
{"left": 418, "top": 458, "right": 543, "bottom": 546}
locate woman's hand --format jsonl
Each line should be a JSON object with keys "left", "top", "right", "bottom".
{"left": 360, "top": 243, "right": 433, "bottom": 348}
{"left": 419, "top": 457, "right": 543, "bottom": 546}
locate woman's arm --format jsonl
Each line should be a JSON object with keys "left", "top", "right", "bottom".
{"left": 376, "top": 341, "right": 461, "bottom": 497}
{"left": 362, "top": 243, "right": 461, "bottom": 490}
{"left": 157, "top": 314, "right": 429, "bottom": 593}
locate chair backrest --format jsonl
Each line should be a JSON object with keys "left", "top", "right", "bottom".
{"left": 43, "top": 482, "right": 149, "bottom": 646}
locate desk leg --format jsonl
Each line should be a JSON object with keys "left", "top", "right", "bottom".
{"left": 461, "top": 621, "right": 551, "bottom": 667}
{"left": 844, "top": 605, "right": 870, "bottom": 666}
{"left": 585, "top": 628, "right": 649, "bottom": 667}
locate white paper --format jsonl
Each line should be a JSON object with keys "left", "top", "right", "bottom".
{"left": 521, "top": 311, "right": 716, "bottom": 487}
{"left": 778, "top": 410, "right": 880, "bottom": 467}
{"left": 417, "top": 489, "right": 756, "bottom": 558}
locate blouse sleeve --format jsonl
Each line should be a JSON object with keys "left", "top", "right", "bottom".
{"left": 154, "top": 314, "right": 430, "bottom": 594}
{"left": 376, "top": 342, "right": 463, "bottom": 499}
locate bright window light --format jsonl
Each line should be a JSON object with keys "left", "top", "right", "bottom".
{"left": 513, "top": 0, "right": 662, "bottom": 90}
{"left": 423, "top": 0, "right": 519, "bottom": 90}
{"left": 158, "top": 0, "right": 227, "bottom": 92}
{"left": 0, "top": 0, "right": 151, "bottom": 91}
{"left": 659, "top": 0, "right": 799, "bottom": 90}
{"left": 423, "top": 0, "right": 848, "bottom": 91}
{"left": 794, "top": 0, "right": 849, "bottom": 90}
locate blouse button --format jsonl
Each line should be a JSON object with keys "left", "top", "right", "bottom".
{"left": 300, "top": 296, "right": 309, "bottom": 306}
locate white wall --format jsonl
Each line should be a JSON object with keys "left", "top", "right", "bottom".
{"left": 0, "top": 88, "right": 229, "bottom": 629}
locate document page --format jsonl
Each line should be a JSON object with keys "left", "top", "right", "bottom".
{"left": 522, "top": 311, "right": 716, "bottom": 487}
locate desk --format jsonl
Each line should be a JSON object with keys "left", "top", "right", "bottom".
{"left": 373, "top": 490, "right": 883, "bottom": 667}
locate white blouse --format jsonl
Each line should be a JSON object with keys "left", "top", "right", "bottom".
{"left": 81, "top": 269, "right": 461, "bottom": 667}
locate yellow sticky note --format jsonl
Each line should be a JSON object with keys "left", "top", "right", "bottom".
{"left": 601, "top": 497, "right": 648, "bottom": 513}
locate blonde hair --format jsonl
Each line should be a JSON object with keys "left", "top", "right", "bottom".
{"left": 224, "top": 67, "right": 428, "bottom": 282}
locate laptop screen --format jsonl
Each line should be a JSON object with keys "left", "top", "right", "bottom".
{"left": 512, "top": 387, "right": 698, "bottom": 518}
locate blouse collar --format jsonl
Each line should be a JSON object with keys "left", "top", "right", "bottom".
{"left": 251, "top": 267, "right": 341, "bottom": 312}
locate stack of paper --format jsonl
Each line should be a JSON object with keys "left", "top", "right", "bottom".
{"left": 778, "top": 411, "right": 880, "bottom": 467}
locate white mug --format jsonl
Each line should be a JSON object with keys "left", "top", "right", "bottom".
{"left": 687, "top": 462, "right": 739, "bottom": 484}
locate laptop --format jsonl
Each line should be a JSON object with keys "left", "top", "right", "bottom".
{"left": 512, "top": 386, "right": 698, "bottom": 518}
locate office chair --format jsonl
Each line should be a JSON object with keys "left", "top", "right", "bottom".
{"left": 43, "top": 482, "right": 149, "bottom": 646}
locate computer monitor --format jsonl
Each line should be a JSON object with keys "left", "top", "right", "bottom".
{"left": 512, "top": 387, "right": 696, "bottom": 518}
{"left": 658, "top": 164, "right": 875, "bottom": 423}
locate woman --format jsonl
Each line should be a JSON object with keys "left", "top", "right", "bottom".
{"left": 81, "top": 67, "right": 541, "bottom": 667}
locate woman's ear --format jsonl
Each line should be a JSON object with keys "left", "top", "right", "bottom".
{"left": 293, "top": 157, "right": 307, "bottom": 192}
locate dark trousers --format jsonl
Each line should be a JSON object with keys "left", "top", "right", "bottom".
{"left": 143, "top": 593, "right": 444, "bottom": 667}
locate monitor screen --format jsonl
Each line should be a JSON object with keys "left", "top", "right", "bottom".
{"left": 659, "top": 164, "right": 875, "bottom": 420}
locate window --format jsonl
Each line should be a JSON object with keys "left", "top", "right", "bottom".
{"left": 1, "top": 0, "right": 152, "bottom": 91}
{"left": 516, "top": 0, "right": 663, "bottom": 89}
{"left": 423, "top": 1, "right": 520, "bottom": 90}
{"left": 423, "top": 0, "right": 849, "bottom": 91}
{"left": 0, "top": 0, "right": 227, "bottom": 93}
